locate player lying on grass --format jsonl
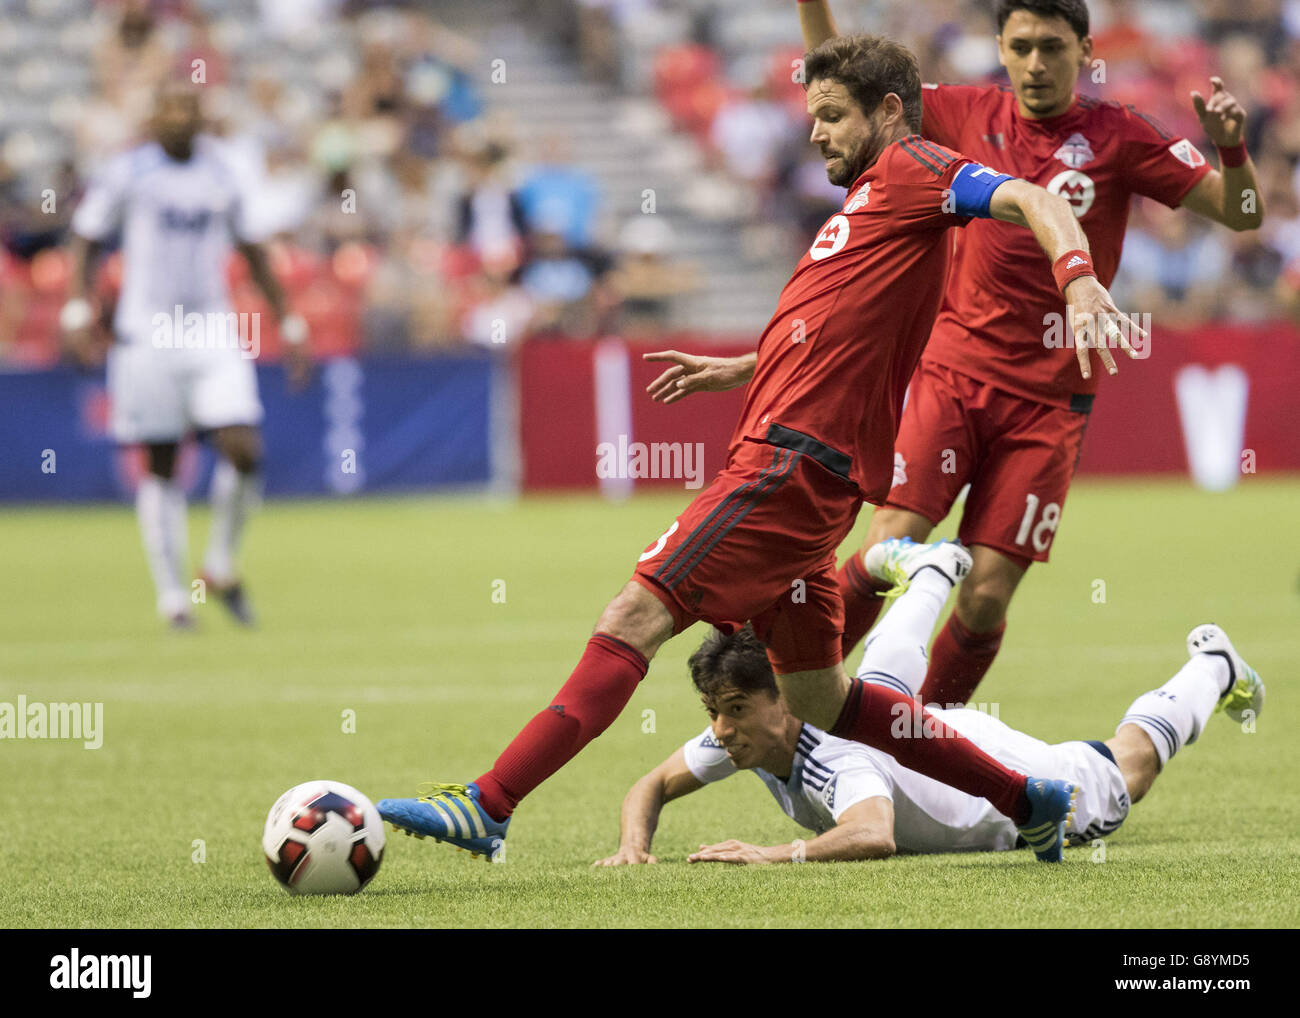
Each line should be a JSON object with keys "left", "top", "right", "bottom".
{"left": 380, "top": 32, "right": 1145, "bottom": 863}
{"left": 594, "top": 539, "right": 1265, "bottom": 865}
{"left": 648, "top": 0, "right": 1262, "bottom": 709}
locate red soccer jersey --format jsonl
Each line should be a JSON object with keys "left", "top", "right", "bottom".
{"left": 731, "top": 135, "right": 989, "bottom": 503}
{"left": 919, "top": 83, "right": 1211, "bottom": 407}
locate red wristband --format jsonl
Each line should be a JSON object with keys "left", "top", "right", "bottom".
{"left": 1216, "top": 143, "right": 1248, "bottom": 168}
{"left": 1052, "top": 249, "right": 1096, "bottom": 294}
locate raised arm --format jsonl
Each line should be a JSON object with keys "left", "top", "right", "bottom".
{"left": 989, "top": 177, "right": 1148, "bottom": 380}
{"left": 592, "top": 748, "right": 705, "bottom": 866}
{"left": 1179, "top": 77, "right": 1264, "bottom": 232}
{"left": 797, "top": 0, "right": 840, "bottom": 50}
{"left": 687, "top": 796, "right": 896, "bottom": 864}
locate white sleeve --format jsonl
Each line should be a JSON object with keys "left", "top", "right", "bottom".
{"left": 202, "top": 136, "right": 267, "bottom": 245}
{"left": 824, "top": 763, "right": 894, "bottom": 822}
{"left": 809, "top": 738, "right": 895, "bottom": 820}
{"left": 681, "top": 728, "right": 738, "bottom": 785}
{"left": 228, "top": 179, "right": 267, "bottom": 245}
{"left": 71, "top": 155, "right": 130, "bottom": 241}
{"left": 226, "top": 157, "right": 267, "bottom": 245}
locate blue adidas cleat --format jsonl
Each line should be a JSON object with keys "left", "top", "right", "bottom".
{"left": 378, "top": 782, "right": 509, "bottom": 861}
{"left": 1016, "top": 777, "right": 1078, "bottom": 863}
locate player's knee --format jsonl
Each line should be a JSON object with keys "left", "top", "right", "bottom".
{"left": 214, "top": 426, "right": 262, "bottom": 474}
{"left": 228, "top": 449, "right": 262, "bottom": 475}
{"left": 867, "top": 509, "right": 931, "bottom": 544}
{"left": 594, "top": 582, "right": 672, "bottom": 657}
{"left": 146, "top": 443, "right": 178, "bottom": 479}
{"left": 955, "top": 578, "right": 1012, "bottom": 632}
{"left": 775, "top": 669, "right": 849, "bottom": 731}
{"left": 222, "top": 438, "right": 262, "bottom": 474}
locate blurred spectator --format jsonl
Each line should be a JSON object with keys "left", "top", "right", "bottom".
{"left": 709, "top": 82, "right": 793, "bottom": 190}
{"left": 460, "top": 252, "right": 537, "bottom": 348}
{"left": 456, "top": 142, "right": 528, "bottom": 264}
{"left": 517, "top": 135, "right": 601, "bottom": 249}
{"left": 1115, "top": 201, "right": 1232, "bottom": 326}
{"left": 94, "top": 0, "right": 172, "bottom": 120}
{"left": 607, "top": 215, "right": 698, "bottom": 340}
{"left": 519, "top": 223, "right": 617, "bottom": 339}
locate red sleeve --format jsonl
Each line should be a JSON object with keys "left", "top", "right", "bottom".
{"left": 920, "top": 83, "right": 984, "bottom": 149}
{"left": 1119, "top": 105, "right": 1212, "bottom": 208}
{"left": 891, "top": 138, "right": 980, "bottom": 229}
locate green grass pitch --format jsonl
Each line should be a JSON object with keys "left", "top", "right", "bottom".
{"left": 1, "top": 478, "right": 1297, "bottom": 928}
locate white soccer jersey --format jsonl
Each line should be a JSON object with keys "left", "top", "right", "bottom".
{"left": 681, "top": 709, "right": 1130, "bottom": 853}
{"left": 72, "top": 136, "right": 263, "bottom": 343}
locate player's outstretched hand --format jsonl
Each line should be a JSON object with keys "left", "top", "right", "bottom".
{"left": 643, "top": 350, "right": 754, "bottom": 404}
{"left": 1063, "top": 276, "right": 1147, "bottom": 380}
{"left": 1191, "top": 77, "right": 1246, "bottom": 148}
{"left": 592, "top": 846, "right": 658, "bottom": 866}
{"left": 688, "top": 839, "right": 774, "bottom": 865}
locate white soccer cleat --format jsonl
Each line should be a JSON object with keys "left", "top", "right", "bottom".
{"left": 862, "top": 537, "right": 972, "bottom": 595}
{"left": 1186, "top": 624, "right": 1264, "bottom": 723}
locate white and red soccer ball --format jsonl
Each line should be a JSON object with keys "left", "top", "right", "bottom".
{"left": 262, "top": 780, "right": 385, "bottom": 895}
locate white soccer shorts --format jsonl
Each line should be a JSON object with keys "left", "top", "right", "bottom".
{"left": 106, "top": 341, "right": 264, "bottom": 443}
{"left": 1036, "top": 739, "right": 1132, "bottom": 845}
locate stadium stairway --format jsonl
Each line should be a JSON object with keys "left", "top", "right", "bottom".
{"left": 442, "top": 0, "right": 790, "bottom": 336}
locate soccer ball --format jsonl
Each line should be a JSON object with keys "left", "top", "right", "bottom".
{"left": 262, "top": 780, "right": 385, "bottom": 895}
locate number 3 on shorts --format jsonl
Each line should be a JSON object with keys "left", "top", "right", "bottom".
{"left": 638, "top": 521, "right": 680, "bottom": 563}
{"left": 1014, "top": 493, "right": 1061, "bottom": 553}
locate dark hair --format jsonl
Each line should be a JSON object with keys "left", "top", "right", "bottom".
{"left": 803, "top": 34, "right": 923, "bottom": 133}
{"left": 688, "top": 624, "right": 778, "bottom": 700}
{"left": 995, "top": 0, "right": 1090, "bottom": 40}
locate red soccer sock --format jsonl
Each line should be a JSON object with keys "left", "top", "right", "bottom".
{"left": 920, "top": 614, "right": 1006, "bottom": 707}
{"left": 830, "top": 678, "right": 1029, "bottom": 823}
{"left": 474, "top": 633, "right": 649, "bottom": 822}
{"left": 837, "top": 553, "right": 891, "bottom": 658}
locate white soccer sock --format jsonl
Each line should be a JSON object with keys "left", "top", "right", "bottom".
{"left": 203, "top": 459, "right": 260, "bottom": 587}
{"left": 1116, "top": 655, "right": 1228, "bottom": 769}
{"left": 854, "top": 567, "right": 953, "bottom": 700}
{"left": 136, "top": 474, "right": 189, "bottom": 618}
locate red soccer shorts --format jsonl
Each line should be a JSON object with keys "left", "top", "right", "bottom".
{"left": 885, "top": 361, "right": 1090, "bottom": 564}
{"left": 632, "top": 438, "right": 863, "bottom": 674}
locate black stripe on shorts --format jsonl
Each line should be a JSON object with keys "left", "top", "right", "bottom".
{"left": 654, "top": 448, "right": 800, "bottom": 591}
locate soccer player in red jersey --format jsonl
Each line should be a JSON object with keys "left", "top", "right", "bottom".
{"left": 379, "top": 33, "right": 1141, "bottom": 862}
{"left": 657, "top": 0, "right": 1262, "bottom": 709}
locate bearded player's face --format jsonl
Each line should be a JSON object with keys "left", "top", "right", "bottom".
{"left": 998, "top": 10, "right": 1093, "bottom": 119}
{"left": 807, "top": 79, "right": 887, "bottom": 188}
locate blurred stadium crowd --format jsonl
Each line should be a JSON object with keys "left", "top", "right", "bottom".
{"left": 4, "top": 0, "right": 1300, "bottom": 367}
